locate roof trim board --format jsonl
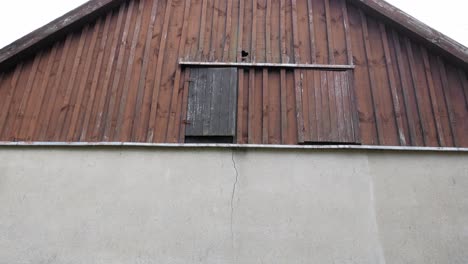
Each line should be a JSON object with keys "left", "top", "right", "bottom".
{"left": 349, "top": 0, "right": 468, "bottom": 66}
{"left": 0, "top": 0, "right": 467, "bottom": 71}
{"left": 0, "top": 0, "right": 127, "bottom": 71}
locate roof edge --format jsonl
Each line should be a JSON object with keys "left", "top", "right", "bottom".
{"left": 0, "top": 0, "right": 126, "bottom": 71}
{"left": 0, "top": 0, "right": 467, "bottom": 71}
{"left": 350, "top": 0, "right": 468, "bottom": 68}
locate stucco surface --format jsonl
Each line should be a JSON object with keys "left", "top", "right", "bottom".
{"left": 0, "top": 147, "right": 467, "bottom": 263}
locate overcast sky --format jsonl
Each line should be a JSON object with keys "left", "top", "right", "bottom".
{"left": 0, "top": 0, "right": 467, "bottom": 49}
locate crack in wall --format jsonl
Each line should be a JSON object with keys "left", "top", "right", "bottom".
{"left": 230, "top": 150, "right": 239, "bottom": 246}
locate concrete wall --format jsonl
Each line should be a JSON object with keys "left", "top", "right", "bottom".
{"left": 0, "top": 147, "right": 467, "bottom": 264}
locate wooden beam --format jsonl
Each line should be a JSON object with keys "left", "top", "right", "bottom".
{"left": 380, "top": 23, "right": 406, "bottom": 146}
{"left": 179, "top": 61, "right": 355, "bottom": 70}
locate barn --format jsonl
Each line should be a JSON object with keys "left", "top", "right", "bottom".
{"left": 0, "top": 0, "right": 467, "bottom": 262}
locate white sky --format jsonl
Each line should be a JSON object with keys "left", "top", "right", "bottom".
{"left": 0, "top": 0, "right": 467, "bottom": 49}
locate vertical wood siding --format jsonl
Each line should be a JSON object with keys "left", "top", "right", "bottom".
{"left": 0, "top": 0, "right": 466, "bottom": 147}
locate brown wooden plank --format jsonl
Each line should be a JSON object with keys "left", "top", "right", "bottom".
{"left": 99, "top": 1, "right": 135, "bottom": 141}
{"left": 341, "top": 0, "right": 353, "bottom": 65}
{"left": 391, "top": 30, "right": 419, "bottom": 146}
{"left": 380, "top": 23, "right": 406, "bottom": 146}
{"left": 228, "top": 0, "right": 240, "bottom": 61}
{"left": 33, "top": 35, "right": 71, "bottom": 140}
{"left": 171, "top": 69, "right": 187, "bottom": 142}
{"left": 324, "top": 0, "right": 335, "bottom": 64}
{"left": 0, "top": 63, "right": 23, "bottom": 138}
{"left": 280, "top": 69, "right": 288, "bottom": 143}
{"left": 91, "top": 4, "right": 126, "bottom": 141}
{"left": 65, "top": 20, "right": 102, "bottom": 141}
{"left": 1, "top": 60, "right": 34, "bottom": 140}
{"left": 0, "top": 73, "right": 4, "bottom": 99}
{"left": 338, "top": 71, "right": 349, "bottom": 141}
{"left": 302, "top": 70, "right": 312, "bottom": 141}
{"left": 7, "top": 51, "right": 43, "bottom": 140}
{"left": 334, "top": 71, "right": 346, "bottom": 141}
{"left": 327, "top": 70, "right": 338, "bottom": 141}
{"left": 262, "top": 69, "right": 269, "bottom": 143}
{"left": 294, "top": 69, "right": 305, "bottom": 143}
{"left": 270, "top": 0, "right": 281, "bottom": 63}
{"left": 286, "top": 70, "right": 298, "bottom": 144}
{"left": 120, "top": 0, "right": 157, "bottom": 142}
{"left": 265, "top": 0, "right": 272, "bottom": 63}
{"left": 251, "top": 0, "right": 258, "bottom": 62}
{"left": 132, "top": 0, "right": 167, "bottom": 141}
{"left": 279, "top": 0, "right": 288, "bottom": 143}
{"left": 223, "top": 0, "right": 234, "bottom": 61}
{"left": 284, "top": 0, "right": 293, "bottom": 65}
{"left": 360, "top": 11, "right": 382, "bottom": 144}
{"left": 279, "top": 0, "right": 288, "bottom": 63}
{"left": 153, "top": 0, "right": 188, "bottom": 142}
{"left": 307, "top": 70, "right": 318, "bottom": 141}
{"left": 197, "top": 0, "right": 209, "bottom": 60}
{"left": 61, "top": 25, "right": 99, "bottom": 142}
{"left": 313, "top": 0, "right": 328, "bottom": 64}
{"left": 366, "top": 16, "right": 398, "bottom": 146}
{"left": 237, "top": 69, "right": 245, "bottom": 143}
{"left": 24, "top": 44, "right": 59, "bottom": 140}
{"left": 268, "top": 69, "right": 281, "bottom": 143}
{"left": 247, "top": 0, "right": 258, "bottom": 143}
{"left": 248, "top": 69, "right": 256, "bottom": 143}
{"left": 215, "top": 0, "right": 227, "bottom": 61}
{"left": 262, "top": 0, "right": 272, "bottom": 143}
{"left": 184, "top": 0, "right": 202, "bottom": 60}
{"left": 236, "top": 0, "right": 245, "bottom": 143}
{"left": 78, "top": 12, "right": 114, "bottom": 140}
{"left": 306, "top": 0, "right": 317, "bottom": 63}
{"left": 427, "top": 54, "right": 454, "bottom": 147}
{"left": 254, "top": 68, "right": 264, "bottom": 142}
{"left": 347, "top": 4, "right": 377, "bottom": 144}
{"left": 445, "top": 63, "right": 468, "bottom": 147}
{"left": 202, "top": 0, "right": 215, "bottom": 61}
{"left": 209, "top": 0, "right": 220, "bottom": 61}
{"left": 290, "top": 0, "right": 300, "bottom": 64}
{"left": 166, "top": 0, "right": 192, "bottom": 143}
{"left": 458, "top": 69, "right": 468, "bottom": 112}
{"left": 255, "top": 0, "right": 266, "bottom": 63}
{"left": 146, "top": 0, "right": 173, "bottom": 142}
{"left": 405, "top": 38, "right": 430, "bottom": 146}
{"left": 291, "top": 0, "right": 304, "bottom": 143}
{"left": 317, "top": 71, "right": 328, "bottom": 141}
{"left": 15, "top": 50, "right": 49, "bottom": 140}
{"left": 421, "top": 47, "right": 446, "bottom": 146}
{"left": 329, "top": 0, "right": 347, "bottom": 65}
{"left": 111, "top": 0, "right": 145, "bottom": 141}
{"left": 178, "top": 69, "right": 191, "bottom": 142}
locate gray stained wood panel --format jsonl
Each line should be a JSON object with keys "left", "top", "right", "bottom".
{"left": 299, "top": 69, "right": 360, "bottom": 143}
{"left": 186, "top": 67, "right": 238, "bottom": 137}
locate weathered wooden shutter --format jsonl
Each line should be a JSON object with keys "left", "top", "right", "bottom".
{"left": 185, "top": 67, "right": 238, "bottom": 137}
{"left": 297, "top": 69, "right": 360, "bottom": 144}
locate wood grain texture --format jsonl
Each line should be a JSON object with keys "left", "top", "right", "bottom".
{"left": 186, "top": 68, "right": 237, "bottom": 137}
{"left": 0, "top": 0, "right": 466, "bottom": 147}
